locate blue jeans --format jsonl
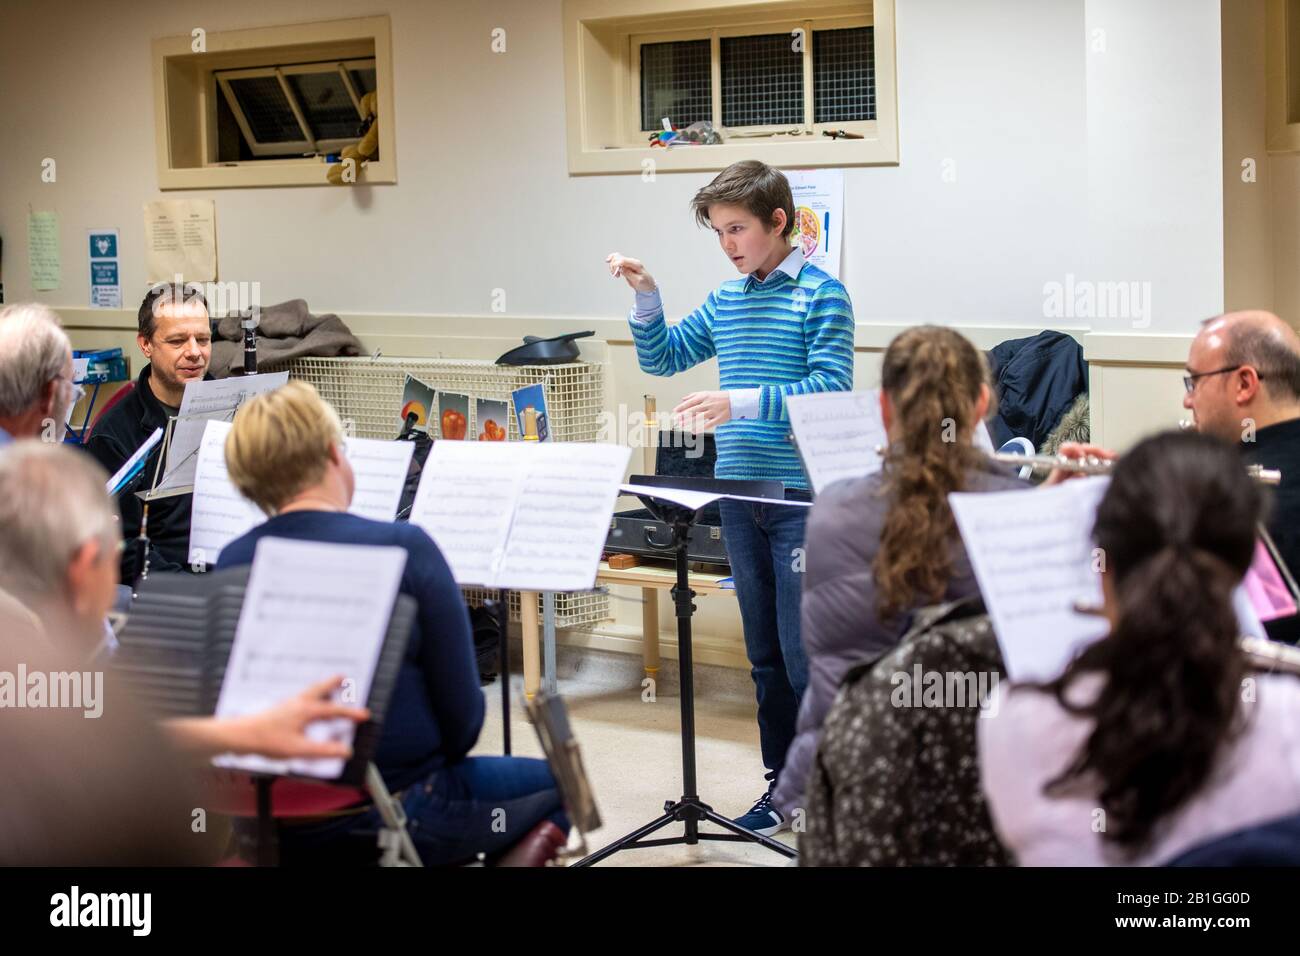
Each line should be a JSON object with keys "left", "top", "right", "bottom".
{"left": 276, "top": 756, "right": 570, "bottom": 866}
{"left": 717, "top": 489, "right": 811, "bottom": 787}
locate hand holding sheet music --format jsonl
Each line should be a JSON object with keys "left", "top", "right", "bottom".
{"left": 212, "top": 538, "right": 408, "bottom": 779}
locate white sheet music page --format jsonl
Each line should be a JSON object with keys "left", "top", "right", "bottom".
{"left": 213, "top": 538, "right": 408, "bottom": 779}
{"left": 158, "top": 372, "right": 290, "bottom": 491}
{"left": 496, "top": 442, "right": 633, "bottom": 591}
{"left": 786, "top": 390, "right": 886, "bottom": 494}
{"left": 949, "top": 476, "right": 1111, "bottom": 682}
{"left": 188, "top": 420, "right": 264, "bottom": 566}
{"left": 345, "top": 437, "right": 415, "bottom": 522}
{"left": 408, "top": 441, "right": 522, "bottom": 587}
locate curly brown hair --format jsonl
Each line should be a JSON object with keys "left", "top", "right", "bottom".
{"left": 873, "top": 326, "right": 992, "bottom": 622}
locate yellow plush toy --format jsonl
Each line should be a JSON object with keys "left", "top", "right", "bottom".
{"left": 327, "top": 91, "right": 378, "bottom": 184}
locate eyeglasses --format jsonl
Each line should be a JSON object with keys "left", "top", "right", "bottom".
{"left": 56, "top": 373, "right": 86, "bottom": 406}
{"left": 1182, "top": 365, "right": 1262, "bottom": 394}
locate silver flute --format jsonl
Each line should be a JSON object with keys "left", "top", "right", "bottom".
{"left": 988, "top": 451, "right": 1281, "bottom": 485}
{"left": 1242, "top": 636, "right": 1300, "bottom": 675}
{"left": 1075, "top": 602, "right": 1300, "bottom": 674}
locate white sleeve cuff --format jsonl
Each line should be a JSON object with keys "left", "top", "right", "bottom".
{"left": 729, "top": 388, "right": 762, "bottom": 421}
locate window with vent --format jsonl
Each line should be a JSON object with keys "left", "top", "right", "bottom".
{"left": 634, "top": 24, "right": 874, "bottom": 136}
{"left": 563, "top": 1, "right": 896, "bottom": 175}
{"left": 152, "top": 16, "right": 395, "bottom": 189}
{"left": 216, "top": 59, "right": 377, "bottom": 159}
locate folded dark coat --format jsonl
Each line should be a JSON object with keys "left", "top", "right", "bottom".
{"left": 210, "top": 298, "right": 362, "bottom": 377}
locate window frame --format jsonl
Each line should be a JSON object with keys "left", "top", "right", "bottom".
{"left": 562, "top": 0, "right": 897, "bottom": 176}
{"left": 629, "top": 14, "right": 873, "bottom": 143}
{"left": 152, "top": 16, "right": 396, "bottom": 189}
{"left": 215, "top": 58, "right": 376, "bottom": 158}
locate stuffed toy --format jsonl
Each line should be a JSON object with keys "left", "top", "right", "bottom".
{"left": 327, "top": 91, "right": 378, "bottom": 184}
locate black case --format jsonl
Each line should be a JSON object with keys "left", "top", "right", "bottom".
{"left": 606, "top": 433, "right": 785, "bottom": 568}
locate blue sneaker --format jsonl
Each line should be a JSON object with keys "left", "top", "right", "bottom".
{"left": 733, "top": 787, "right": 788, "bottom": 836}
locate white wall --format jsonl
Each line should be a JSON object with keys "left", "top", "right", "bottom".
{"left": 0, "top": 0, "right": 1218, "bottom": 337}
{"left": 1083, "top": 0, "right": 1224, "bottom": 332}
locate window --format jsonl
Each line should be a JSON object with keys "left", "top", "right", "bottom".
{"left": 563, "top": 1, "right": 897, "bottom": 175}
{"left": 216, "top": 59, "right": 376, "bottom": 158}
{"left": 152, "top": 16, "right": 395, "bottom": 189}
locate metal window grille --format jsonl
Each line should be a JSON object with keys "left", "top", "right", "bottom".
{"left": 721, "top": 33, "right": 804, "bottom": 128}
{"left": 813, "top": 26, "right": 875, "bottom": 123}
{"left": 640, "top": 39, "right": 712, "bottom": 132}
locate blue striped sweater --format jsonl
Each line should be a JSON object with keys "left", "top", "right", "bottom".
{"left": 629, "top": 260, "right": 855, "bottom": 489}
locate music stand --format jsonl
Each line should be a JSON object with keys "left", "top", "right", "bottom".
{"left": 114, "top": 566, "right": 421, "bottom": 866}
{"left": 575, "top": 475, "right": 799, "bottom": 865}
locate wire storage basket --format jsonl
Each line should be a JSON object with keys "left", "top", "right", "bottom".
{"left": 265, "top": 355, "right": 612, "bottom": 629}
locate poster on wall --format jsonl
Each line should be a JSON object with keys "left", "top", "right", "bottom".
{"left": 88, "top": 228, "right": 121, "bottom": 308}
{"left": 783, "top": 168, "right": 843, "bottom": 279}
{"left": 143, "top": 198, "right": 217, "bottom": 282}
{"left": 28, "top": 211, "right": 60, "bottom": 291}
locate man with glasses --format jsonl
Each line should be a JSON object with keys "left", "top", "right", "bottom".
{"left": 1184, "top": 310, "right": 1300, "bottom": 642}
{"left": 85, "top": 283, "right": 214, "bottom": 579}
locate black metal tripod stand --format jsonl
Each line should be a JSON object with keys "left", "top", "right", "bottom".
{"left": 574, "top": 492, "right": 797, "bottom": 865}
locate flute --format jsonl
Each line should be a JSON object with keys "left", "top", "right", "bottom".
{"left": 1076, "top": 600, "right": 1300, "bottom": 674}
{"left": 987, "top": 451, "right": 1281, "bottom": 485}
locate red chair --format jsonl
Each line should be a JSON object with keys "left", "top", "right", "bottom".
{"left": 85, "top": 381, "right": 135, "bottom": 440}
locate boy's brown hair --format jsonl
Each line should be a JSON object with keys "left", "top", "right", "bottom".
{"left": 691, "top": 160, "right": 796, "bottom": 239}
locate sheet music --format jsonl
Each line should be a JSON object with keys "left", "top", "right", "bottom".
{"left": 495, "top": 443, "right": 632, "bottom": 591}
{"left": 408, "top": 441, "right": 633, "bottom": 589}
{"left": 408, "top": 441, "right": 523, "bottom": 587}
{"left": 950, "top": 477, "right": 1111, "bottom": 682}
{"left": 786, "top": 390, "right": 885, "bottom": 494}
{"left": 212, "top": 538, "right": 407, "bottom": 778}
{"left": 189, "top": 423, "right": 417, "bottom": 565}
{"left": 106, "top": 427, "right": 163, "bottom": 494}
{"left": 787, "top": 390, "right": 1000, "bottom": 495}
{"left": 157, "top": 372, "right": 289, "bottom": 491}
{"left": 189, "top": 420, "right": 263, "bottom": 566}
{"left": 345, "top": 438, "right": 415, "bottom": 523}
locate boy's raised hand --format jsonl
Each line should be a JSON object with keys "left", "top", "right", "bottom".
{"left": 606, "top": 253, "right": 657, "bottom": 293}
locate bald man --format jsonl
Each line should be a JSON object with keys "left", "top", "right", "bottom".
{"left": 1184, "top": 310, "right": 1300, "bottom": 642}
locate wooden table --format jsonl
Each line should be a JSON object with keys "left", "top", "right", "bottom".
{"left": 520, "top": 560, "right": 735, "bottom": 699}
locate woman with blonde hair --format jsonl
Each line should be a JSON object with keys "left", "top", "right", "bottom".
{"left": 775, "top": 325, "right": 1028, "bottom": 820}
{"left": 217, "top": 380, "right": 568, "bottom": 865}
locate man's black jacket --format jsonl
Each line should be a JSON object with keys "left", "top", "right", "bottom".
{"left": 84, "top": 364, "right": 214, "bottom": 581}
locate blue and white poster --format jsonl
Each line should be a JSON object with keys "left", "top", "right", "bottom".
{"left": 511, "top": 383, "right": 550, "bottom": 442}
{"left": 88, "top": 228, "right": 121, "bottom": 308}
{"left": 784, "top": 169, "right": 843, "bottom": 279}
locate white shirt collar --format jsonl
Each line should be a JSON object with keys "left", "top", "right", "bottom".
{"left": 773, "top": 246, "right": 805, "bottom": 280}
{"left": 748, "top": 247, "right": 805, "bottom": 289}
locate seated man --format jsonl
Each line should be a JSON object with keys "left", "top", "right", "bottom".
{"left": 0, "top": 302, "right": 78, "bottom": 447}
{"left": 217, "top": 380, "right": 570, "bottom": 865}
{"left": 1182, "top": 310, "right": 1300, "bottom": 642}
{"left": 0, "top": 441, "right": 371, "bottom": 761}
{"left": 85, "top": 283, "right": 215, "bottom": 579}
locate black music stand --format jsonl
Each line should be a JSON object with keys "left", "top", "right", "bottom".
{"left": 575, "top": 476, "right": 798, "bottom": 865}
{"left": 114, "top": 566, "right": 420, "bottom": 866}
